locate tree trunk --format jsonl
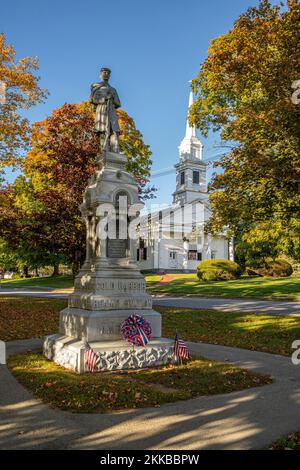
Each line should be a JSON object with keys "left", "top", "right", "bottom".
{"left": 34, "top": 267, "right": 39, "bottom": 277}
{"left": 23, "top": 266, "right": 30, "bottom": 278}
{"left": 52, "top": 263, "right": 60, "bottom": 276}
{"left": 72, "top": 261, "right": 80, "bottom": 277}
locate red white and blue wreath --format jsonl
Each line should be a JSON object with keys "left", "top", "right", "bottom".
{"left": 121, "top": 314, "right": 152, "bottom": 347}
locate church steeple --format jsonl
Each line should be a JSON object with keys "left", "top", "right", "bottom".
{"left": 184, "top": 89, "right": 196, "bottom": 139}
{"left": 173, "top": 84, "right": 207, "bottom": 205}
{"left": 179, "top": 87, "right": 203, "bottom": 161}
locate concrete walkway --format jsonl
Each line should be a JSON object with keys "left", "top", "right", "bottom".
{"left": 0, "top": 287, "right": 299, "bottom": 315}
{"left": 1, "top": 338, "right": 300, "bottom": 450}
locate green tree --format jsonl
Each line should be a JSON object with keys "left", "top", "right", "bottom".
{"left": 0, "top": 183, "right": 65, "bottom": 275}
{"left": 0, "top": 240, "right": 19, "bottom": 273}
{"left": 190, "top": 0, "right": 300, "bottom": 261}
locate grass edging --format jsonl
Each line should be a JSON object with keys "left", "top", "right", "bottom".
{"left": 8, "top": 351, "right": 272, "bottom": 413}
{"left": 270, "top": 431, "right": 300, "bottom": 450}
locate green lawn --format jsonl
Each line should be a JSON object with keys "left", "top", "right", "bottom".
{"left": 159, "top": 306, "right": 300, "bottom": 356}
{"left": 1, "top": 297, "right": 300, "bottom": 356}
{"left": 8, "top": 351, "right": 271, "bottom": 413}
{"left": 146, "top": 273, "right": 300, "bottom": 301}
{"left": 2, "top": 274, "right": 299, "bottom": 300}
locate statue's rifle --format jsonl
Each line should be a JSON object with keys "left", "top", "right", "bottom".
{"left": 105, "top": 95, "right": 112, "bottom": 134}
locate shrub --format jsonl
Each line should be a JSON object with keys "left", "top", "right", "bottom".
{"left": 197, "top": 259, "right": 242, "bottom": 282}
{"left": 267, "top": 259, "right": 293, "bottom": 277}
{"left": 246, "top": 267, "right": 261, "bottom": 277}
{"left": 12, "top": 272, "right": 22, "bottom": 280}
{"left": 249, "top": 259, "right": 293, "bottom": 277}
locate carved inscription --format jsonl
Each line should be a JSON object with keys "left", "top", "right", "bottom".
{"left": 69, "top": 295, "right": 152, "bottom": 310}
{"left": 107, "top": 239, "right": 127, "bottom": 258}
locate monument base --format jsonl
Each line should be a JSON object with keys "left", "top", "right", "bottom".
{"left": 43, "top": 334, "right": 175, "bottom": 374}
{"left": 59, "top": 308, "right": 161, "bottom": 342}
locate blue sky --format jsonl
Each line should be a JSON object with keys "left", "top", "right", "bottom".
{"left": 2, "top": 0, "right": 264, "bottom": 205}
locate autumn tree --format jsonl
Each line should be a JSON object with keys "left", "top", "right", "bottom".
{"left": 0, "top": 33, "right": 47, "bottom": 170}
{"left": 24, "top": 102, "right": 155, "bottom": 198}
{"left": 190, "top": 0, "right": 300, "bottom": 262}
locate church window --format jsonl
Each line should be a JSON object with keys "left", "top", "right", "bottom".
{"left": 188, "top": 250, "right": 197, "bottom": 260}
{"left": 188, "top": 250, "right": 202, "bottom": 261}
{"left": 170, "top": 211, "right": 174, "bottom": 239}
{"left": 159, "top": 211, "right": 162, "bottom": 238}
{"left": 180, "top": 172, "right": 185, "bottom": 185}
{"left": 193, "top": 171, "right": 200, "bottom": 184}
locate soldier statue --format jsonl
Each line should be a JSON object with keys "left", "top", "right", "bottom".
{"left": 89, "top": 67, "right": 121, "bottom": 153}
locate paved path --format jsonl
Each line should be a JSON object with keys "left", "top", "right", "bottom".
{"left": 1, "top": 338, "right": 300, "bottom": 450}
{"left": 153, "top": 296, "right": 300, "bottom": 316}
{"left": 0, "top": 287, "right": 299, "bottom": 315}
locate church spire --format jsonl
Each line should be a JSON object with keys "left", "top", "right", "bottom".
{"left": 184, "top": 88, "right": 196, "bottom": 139}
{"left": 179, "top": 84, "right": 203, "bottom": 161}
{"left": 172, "top": 83, "right": 207, "bottom": 205}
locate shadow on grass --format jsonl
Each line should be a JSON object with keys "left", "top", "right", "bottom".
{"left": 158, "top": 307, "right": 300, "bottom": 356}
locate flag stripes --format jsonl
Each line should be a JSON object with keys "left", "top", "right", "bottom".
{"left": 173, "top": 333, "right": 189, "bottom": 360}
{"left": 85, "top": 343, "right": 99, "bottom": 372}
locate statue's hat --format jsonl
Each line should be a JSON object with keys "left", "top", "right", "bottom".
{"left": 100, "top": 67, "right": 111, "bottom": 73}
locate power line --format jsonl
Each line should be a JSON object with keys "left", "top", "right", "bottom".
{"left": 151, "top": 152, "right": 227, "bottom": 179}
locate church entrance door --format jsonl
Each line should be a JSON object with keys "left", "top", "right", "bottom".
{"left": 169, "top": 250, "right": 179, "bottom": 269}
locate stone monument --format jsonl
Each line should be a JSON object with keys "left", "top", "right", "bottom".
{"left": 43, "top": 68, "right": 173, "bottom": 373}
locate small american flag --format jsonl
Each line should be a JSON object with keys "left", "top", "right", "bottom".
{"left": 85, "top": 342, "right": 99, "bottom": 372}
{"left": 173, "top": 333, "right": 189, "bottom": 361}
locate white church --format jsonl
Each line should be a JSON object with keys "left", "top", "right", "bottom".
{"left": 136, "top": 88, "right": 233, "bottom": 272}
